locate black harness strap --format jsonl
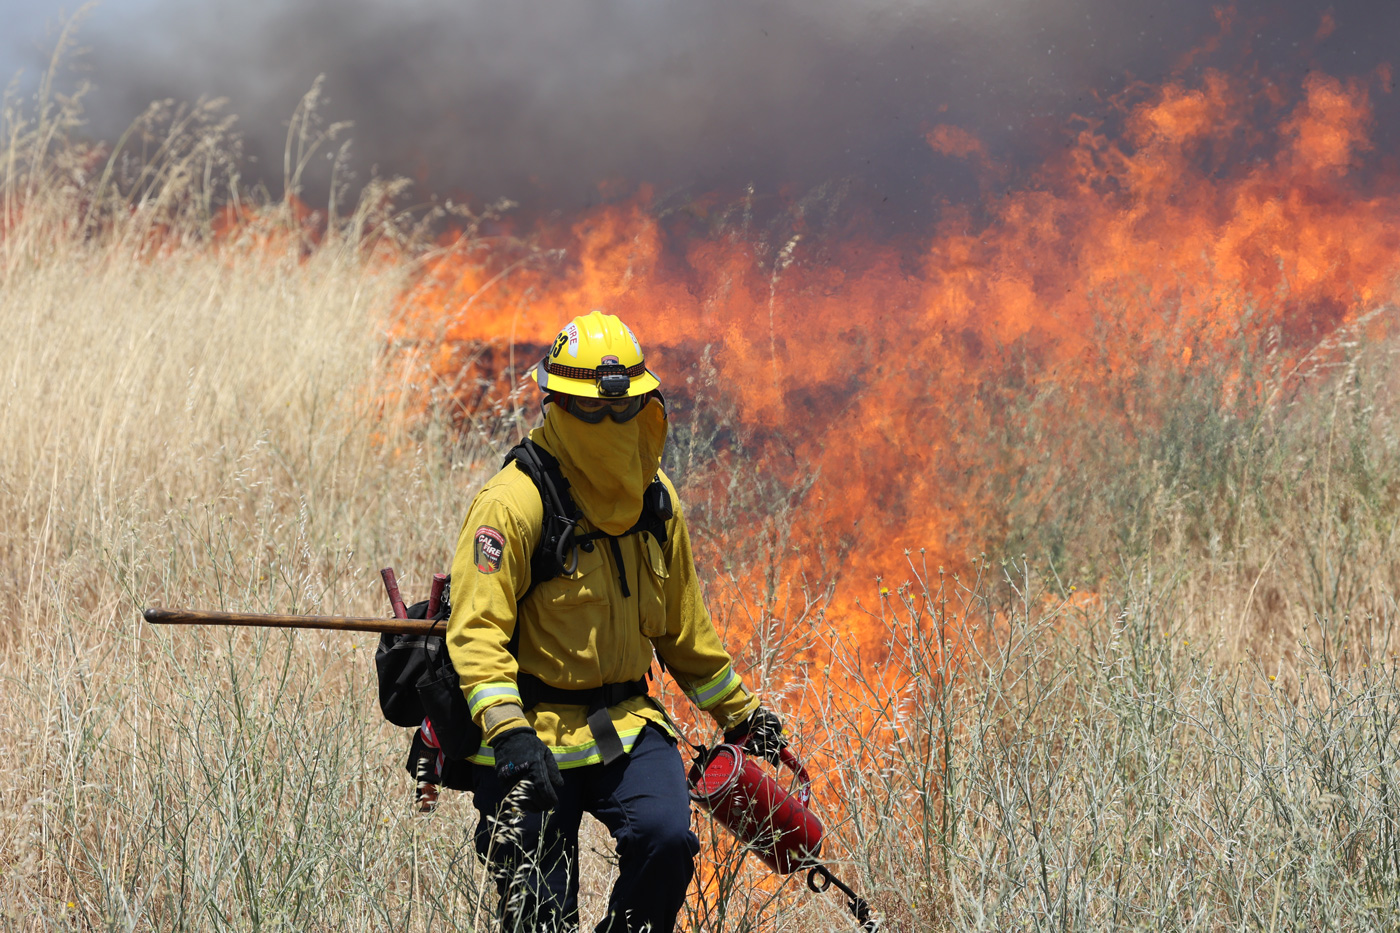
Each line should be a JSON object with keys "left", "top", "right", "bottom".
{"left": 517, "top": 674, "right": 650, "bottom": 765}
{"left": 509, "top": 441, "right": 585, "bottom": 586}
{"left": 588, "top": 707, "right": 626, "bottom": 765}
{"left": 608, "top": 536, "right": 630, "bottom": 597}
{"left": 517, "top": 675, "right": 650, "bottom": 709}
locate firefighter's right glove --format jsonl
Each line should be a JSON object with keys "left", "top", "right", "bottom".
{"left": 493, "top": 727, "right": 564, "bottom": 812}
{"left": 725, "top": 706, "right": 788, "bottom": 765}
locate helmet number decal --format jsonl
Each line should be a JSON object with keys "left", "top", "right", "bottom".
{"left": 551, "top": 332, "right": 568, "bottom": 359}
{"left": 473, "top": 526, "right": 506, "bottom": 574}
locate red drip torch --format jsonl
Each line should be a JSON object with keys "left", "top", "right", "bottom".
{"left": 688, "top": 741, "right": 880, "bottom": 932}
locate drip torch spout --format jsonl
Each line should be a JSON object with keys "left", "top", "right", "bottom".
{"left": 807, "top": 864, "right": 879, "bottom": 932}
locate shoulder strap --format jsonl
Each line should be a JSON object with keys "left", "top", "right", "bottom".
{"left": 503, "top": 438, "right": 676, "bottom": 596}
{"left": 503, "top": 438, "right": 583, "bottom": 599}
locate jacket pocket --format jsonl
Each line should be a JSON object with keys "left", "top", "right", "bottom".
{"left": 638, "top": 532, "right": 670, "bottom": 637}
{"left": 539, "top": 541, "right": 609, "bottom": 608}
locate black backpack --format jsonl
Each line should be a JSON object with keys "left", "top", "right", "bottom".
{"left": 374, "top": 587, "right": 478, "bottom": 790}
{"left": 374, "top": 438, "right": 673, "bottom": 779}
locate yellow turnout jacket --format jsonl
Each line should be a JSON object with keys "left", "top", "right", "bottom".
{"left": 445, "top": 437, "right": 759, "bottom": 769}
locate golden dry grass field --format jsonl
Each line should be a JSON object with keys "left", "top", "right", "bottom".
{"left": 7, "top": 69, "right": 1400, "bottom": 933}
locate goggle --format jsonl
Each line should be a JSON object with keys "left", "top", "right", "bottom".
{"left": 554, "top": 392, "right": 652, "bottom": 424}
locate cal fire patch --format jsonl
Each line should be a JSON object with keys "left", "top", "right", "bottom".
{"left": 473, "top": 526, "right": 506, "bottom": 574}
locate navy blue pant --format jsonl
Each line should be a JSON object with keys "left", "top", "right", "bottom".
{"left": 473, "top": 723, "right": 700, "bottom": 933}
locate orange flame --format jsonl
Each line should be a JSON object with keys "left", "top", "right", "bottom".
{"left": 389, "top": 65, "right": 1400, "bottom": 656}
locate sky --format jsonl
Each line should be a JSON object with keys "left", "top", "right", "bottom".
{"left": 2, "top": 1, "right": 1398, "bottom": 228}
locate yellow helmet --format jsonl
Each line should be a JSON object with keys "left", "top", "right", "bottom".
{"left": 530, "top": 310, "right": 661, "bottom": 399}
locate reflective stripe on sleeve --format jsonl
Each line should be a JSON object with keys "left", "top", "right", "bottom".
{"left": 685, "top": 664, "right": 740, "bottom": 710}
{"left": 470, "top": 726, "right": 654, "bottom": 771}
{"left": 467, "top": 682, "right": 523, "bottom": 719}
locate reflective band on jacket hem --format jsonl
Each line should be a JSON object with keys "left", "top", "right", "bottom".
{"left": 467, "top": 682, "right": 523, "bottom": 718}
{"left": 686, "top": 665, "right": 740, "bottom": 710}
{"left": 471, "top": 726, "right": 653, "bottom": 770}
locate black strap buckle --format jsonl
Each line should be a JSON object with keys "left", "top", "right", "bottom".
{"left": 515, "top": 674, "right": 648, "bottom": 766}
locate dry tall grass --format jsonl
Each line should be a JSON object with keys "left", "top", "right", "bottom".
{"left": 0, "top": 67, "right": 504, "bottom": 929}
{"left": 7, "top": 51, "right": 1400, "bottom": 932}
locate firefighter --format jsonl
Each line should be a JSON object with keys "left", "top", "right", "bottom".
{"left": 446, "top": 310, "right": 787, "bottom": 933}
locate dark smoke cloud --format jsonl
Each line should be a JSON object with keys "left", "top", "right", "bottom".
{"left": 4, "top": 0, "right": 1399, "bottom": 225}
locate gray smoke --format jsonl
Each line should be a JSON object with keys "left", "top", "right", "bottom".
{"left": 3, "top": 0, "right": 1396, "bottom": 224}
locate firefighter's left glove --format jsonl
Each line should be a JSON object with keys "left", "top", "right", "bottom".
{"left": 725, "top": 706, "right": 788, "bottom": 765}
{"left": 494, "top": 727, "right": 564, "bottom": 812}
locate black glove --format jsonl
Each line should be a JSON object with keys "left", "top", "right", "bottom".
{"left": 493, "top": 727, "right": 565, "bottom": 812}
{"left": 725, "top": 707, "right": 788, "bottom": 764}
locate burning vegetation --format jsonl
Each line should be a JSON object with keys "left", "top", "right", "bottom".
{"left": 388, "top": 64, "right": 1400, "bottom": 654}
{"left": 6, "top": 21, "right": 1400, "bottom": 931}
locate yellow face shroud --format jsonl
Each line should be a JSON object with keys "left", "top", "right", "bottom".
{"left": 535, "top": 397, "right": 668, "bottom": 536}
